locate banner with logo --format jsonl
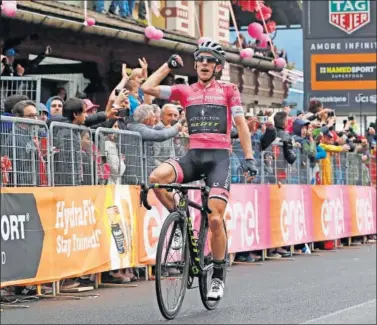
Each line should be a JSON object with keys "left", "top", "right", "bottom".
{"left": 225, "top": 185, "right": 271, "bottom": 253}
{"left": 303, "top": 0, "right": 377, "bottom": 112}
{"left": 0, "top": 185, "right": 139, "bottom": 287}
{"left": 311, "top": 53, "right": 376, "bottom": 91}
{"left": 1, "top": 184, "right": 376, "bottom": 287}
{"left": 311, "top": 186, "right": 353, "bottom": 241}
{"left": 269, "top": 185, "right": 313, "bottom": 248}
{"left": 136, "top": 185, "right": 376, "bottom": 265}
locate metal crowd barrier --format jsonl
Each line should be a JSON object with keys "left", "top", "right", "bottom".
{"left": 232, "top": 139, "right": 262, "bottom": 184}
{"left": 0, "top": 116, "right": 50, "bottom": 187}
{"left": 143, "top": 135, "right": 189, "bottom": 183}
{"left": 0, "top": 77, "right": 41, "bottom": 113}
{"left": 49, "top": 122, "right": 95, "bottom": 186}
{"left": 331, "top": 152, "right": 371, "bottom": 186}
{"left": 0, "top": 117, "right": 374, "bottom": 187}
{"left": 94, "top": 127, "right": 144, "bottom": 185}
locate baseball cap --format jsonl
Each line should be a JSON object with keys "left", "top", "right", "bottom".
{"left": 5, "top": 48, "right": 18, "bottom": 57}
{"left": 83, "top": 99, "right": 99, "bottom": 112}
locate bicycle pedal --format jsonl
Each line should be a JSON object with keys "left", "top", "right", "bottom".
{"left": 188, "top": 285, "right": 198, "bottom": 290}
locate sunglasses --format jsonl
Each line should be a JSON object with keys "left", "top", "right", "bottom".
{"left": 195, "top": 55, "right": 219, "bottom": 64}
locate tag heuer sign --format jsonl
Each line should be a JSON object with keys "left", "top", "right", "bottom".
{"left": 329, "top": 0, "right": 371, "bottom": 34}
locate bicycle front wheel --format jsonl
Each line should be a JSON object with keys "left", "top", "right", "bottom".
{"left": 155, "top": 212, "right": 190, "bottom": 320}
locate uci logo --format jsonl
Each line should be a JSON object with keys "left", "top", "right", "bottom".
{"left": 355, "top": 94, "right": 376, "bottom": 104}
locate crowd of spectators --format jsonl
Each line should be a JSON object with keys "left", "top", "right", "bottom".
{"left": 231, "top": 103, "right": 376, "bottom": 188}
{"left": 1, "top": 53, "right": 376, "bottom": 294}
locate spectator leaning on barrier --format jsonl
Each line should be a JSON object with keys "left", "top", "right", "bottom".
{"left": 2, "top": 100, "right": 47, "bottom": 187}
{"left": 128, "top": 104, "right": 182, "bottom": 176}
{"left": 127, "top": 104, "right": 181, "bottom": 142}
{"left": 153, "top": 104, "right": 180, "bottom": 166}
{"left": 53, "top": 97, "right": 119, "bottom": 186}
{"left": 54, "top": 98, "right": 88, "bottom": 186}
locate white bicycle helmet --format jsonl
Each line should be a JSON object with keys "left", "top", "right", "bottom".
{"left": 194, "top": 40, "right": 226, "bottom": 66}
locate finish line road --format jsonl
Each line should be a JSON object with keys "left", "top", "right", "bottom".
{"left": 2, "top": 245, "right": 376, "bottom": 324}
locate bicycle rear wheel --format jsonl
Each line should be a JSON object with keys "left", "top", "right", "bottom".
{"left": 155, "top": 212, "right": 189, "bottom": 320}
{"left": 198, "top": 219, "right": 228, "bottom": 310}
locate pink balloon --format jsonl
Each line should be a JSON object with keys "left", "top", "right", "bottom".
{"left": 258, "top": 33, "right": 270, "bottom": 48}
{"left": 86, "top": 17, "right": 95, "bottom": 26}
{"left": 153, "top": 29, "right": 164, "bottom": 41}
{"left": 274, "top": 57, "right": 287, "bottom": 68}
{"left": 1, "top": 1, "right": 17, "bottom": 17}
{"left": 145, "top": 25, "right": 157, "bottom": 39}
{"left": 247, "top": 22, "right": 263, "bottom": 39}
{"left": 240, "top": 48, "right": 254, "bottom": 59}
{"left": 197, "top": 37, "right": 212, "bottom": 45}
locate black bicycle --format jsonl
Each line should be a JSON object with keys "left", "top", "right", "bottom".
{"left": 140, "top": 183, "right": 227, "bottom": 320}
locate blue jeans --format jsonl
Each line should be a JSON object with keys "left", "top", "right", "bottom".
{"left": 95, "top": 0, "right": 135, "bottom": 17}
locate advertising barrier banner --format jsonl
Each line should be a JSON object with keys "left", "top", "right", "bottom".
{"left": 1, "top": 185, "right": 139, "bottom": 287}
{"left": 1, "top": 184, "right": 376, "bottom": 287}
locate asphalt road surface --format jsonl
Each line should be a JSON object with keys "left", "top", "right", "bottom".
{"left": 2, "top": 245, "right": 376, "bottom": 324}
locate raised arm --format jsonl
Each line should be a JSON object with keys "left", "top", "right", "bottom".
{"left": 106, "top": 64, "right": 129, "bottom": 110}
{"left": 141, "top": 63, "right": 172, "bottom": 98}
{"left": 141, "top": 55, "right": 184, "bottom": 98}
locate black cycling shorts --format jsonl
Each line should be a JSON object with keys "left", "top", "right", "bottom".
{"left": 165, "top": 149, "right": 231, "bottom": 203}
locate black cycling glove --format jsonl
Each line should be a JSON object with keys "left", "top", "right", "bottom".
{"left": 167, "top": 54, "right": 183, "bottom": 69}
{"left": 242, "top": 159, "right": 258, "bottom": 177}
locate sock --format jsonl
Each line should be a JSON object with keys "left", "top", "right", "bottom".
{"left": 212, "top": 259, "right": 225, "bottom": 281}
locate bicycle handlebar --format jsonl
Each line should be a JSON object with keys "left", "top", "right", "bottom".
{"left": 140, "top": 183, "right": 212, "bottom": 214}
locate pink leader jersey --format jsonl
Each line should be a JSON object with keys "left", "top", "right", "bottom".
{"left": 160, "top": 79, "right": 244, "bottom": 150}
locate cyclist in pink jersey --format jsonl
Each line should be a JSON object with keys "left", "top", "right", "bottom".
{"left": 142, "top": 41, "right": 258, "bottom": 301}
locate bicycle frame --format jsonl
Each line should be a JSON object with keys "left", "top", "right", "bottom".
{"left": 176, "top": 190, "right": 209, "bottom": 277}
{"left": 141, "top": 183, "right": 212, "bottom": 276}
